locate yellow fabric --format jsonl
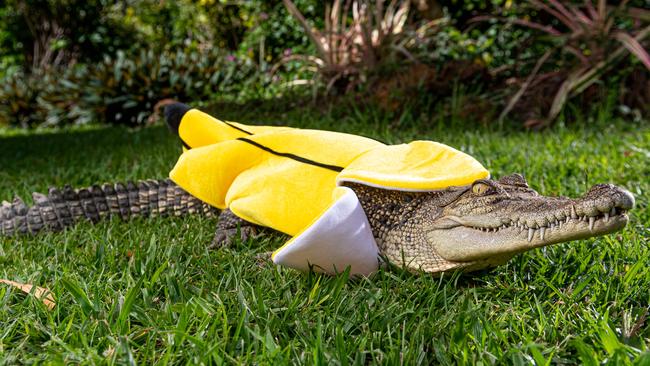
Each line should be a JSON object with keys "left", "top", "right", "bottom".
{"left": 171, "top": 109, "right": 383, "bottom": 236}
{"left": 272, "top": 186, "right": 358, "bottom": 257}
{"left": 169, "top": 108, "right": 489, "bottom": 243}
{"left": 178, "top": 109, "right": 291, "bottom": 148}
{"left": 337, "top": 141, "right": 490, "bottom": 191}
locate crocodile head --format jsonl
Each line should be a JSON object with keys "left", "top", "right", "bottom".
{"left": 426, "top": 173, "right": 635, "bottom": 272}
{"left": 349, "top": 173, "right": 635, "bottom": 274}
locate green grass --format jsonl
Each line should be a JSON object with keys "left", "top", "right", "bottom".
{"left": 0, "top": 107, "right": 649, "bottom": 365}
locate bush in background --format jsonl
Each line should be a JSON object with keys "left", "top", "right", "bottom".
{"left": 85, "top": 47, "right": 264, "bottom": 125}
{"left": 279, "top": 0, "right": 445, "bottom": 94}
{"left": 0, "top": 0, "right": 319, "bottom": 128}
{"left": 472, "top": 0, "right": 650, "bottom": 126}
{"left": 0, "top": 47, "right": 269, "bottom": 127}
{"left": 1, "top": 0, "right": 649, "bottom": 128}
{"left": 0, "top": 0, "right": 142, "bottom": 73}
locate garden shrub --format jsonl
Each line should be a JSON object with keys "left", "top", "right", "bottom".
{"left": 1, "top": 0, "right": 648, "bottom": 129}
{"left": 85, "top": 47, "right": 263, "bottom": 125}
{"left": 468, "top": 0, "right": 650, "bottom": 125}
{"left": 236, "top": 0, "right": 324, "bottom": 63}
{"left": 0, "top": 67, "right": 95, "bottom": 128}
{"left": 0, "top": 0, "right": 142, "bottom": 71}
{"left": 0, "top": 47, "right": 267, "bottom": 127}
{"left": 280, "top": 0, "right": 448, "bottom": 95}
{"left": 0, "top": 70, "right": 48, "bottom": 128}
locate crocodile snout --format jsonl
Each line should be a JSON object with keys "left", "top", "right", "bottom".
{"left": 576, "top": 184, "right": 635, "bottom": 218}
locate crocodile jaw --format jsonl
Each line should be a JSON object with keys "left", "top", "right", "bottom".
{"left": 426, "top": 182, "right": 635, "bottom": 265}
{"left": 347, "top": 174, "right": 635, "bottom": 274}
{"left": 429, "top": 211, "right": 629, "bottom": 263}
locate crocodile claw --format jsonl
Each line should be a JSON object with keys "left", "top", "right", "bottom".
{"left": 209, "top": 226, "right": 259, "bottom": 249}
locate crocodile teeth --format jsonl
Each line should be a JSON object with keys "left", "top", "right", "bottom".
{"left": 539, "top": 227, "right": 545, "bottom": 240}
{"left": 610, "top": 207, "right": 616, "bottom": 216}
{"left": 571, "top": 205, "right": 578, "bottom": 219}
{"left": 588, "top": 217, "right": 595, "bottom": 231}
{"left": 528, "top": 228, "right": 535, "bottom": 242}
{"left": 565, "top": 217, "right": 570, "bottom": 224}
{"left": 604, "top": 212, "right": 609, "bottom": 222}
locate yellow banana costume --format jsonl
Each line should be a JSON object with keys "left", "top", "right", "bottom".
{"left": 167, "top": 104, "right": 489, "bottom": 275}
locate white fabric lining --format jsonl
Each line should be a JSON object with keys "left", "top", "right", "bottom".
{"left": 272, "top": 187, "right": 380, "bottom": 276}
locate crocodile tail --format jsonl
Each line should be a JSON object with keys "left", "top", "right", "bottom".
{"left": 0, "top": 179, "right": 216, "bottom": 236}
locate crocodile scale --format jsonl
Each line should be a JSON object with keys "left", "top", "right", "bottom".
{"left": 0, "top": 179, "right": 216, "bottom": 236}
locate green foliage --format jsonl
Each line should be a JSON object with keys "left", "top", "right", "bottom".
{"left": 0, "top": 0, "right": 141, "bottom": 70}
{"left": 85, "top": 48, "right": 261, "bottom": 126}
{"left": 491, "top": 0, "right": 650, "bottom": 126}
{"left": 237, "top": 0, "right": 323, "bottom": 63}
{"left": 0, "top": 68, "right": 93, "bottom": 128}
{"left": 0, "top": 48, "right": 269, "bottom": 127}
{"left": 397, "top": 0, "right": 532, "bottom": 69}
{"left": 0, "top": 0, "right": 310, "bottom": 127}
{"left": 1, "top": 0, "right": 649, "bottom": 128}
{"left": 110, "top": 0, "right": 322, "bottom": 60}
{"left": 444, "top": 0, "right": 508, "bottom": 24}
{"left": 0, "top": 72, "right": 38, "bottom": 128}
{"left": 115, "top": 0, "right": 243, "bottom": 51}
{"left": 281, "top": 0, "right": 442, "bottom": 94}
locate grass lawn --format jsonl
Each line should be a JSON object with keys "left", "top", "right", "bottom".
{"left": 0, "top": 105, "right": 649, "bottom": 364}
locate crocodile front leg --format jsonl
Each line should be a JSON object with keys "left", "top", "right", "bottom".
{"left": 210, "top": 209, "right": 262, "bottom": 248}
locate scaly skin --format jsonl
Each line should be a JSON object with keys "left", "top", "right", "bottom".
{"left": 1, "top": 174, "right": 634, "bottom": 275}
{"left": 0, "top": 179, "right": 216, "bottom": 236}
{"left": 346, "top": 173, "right": 635, "bottom": 273}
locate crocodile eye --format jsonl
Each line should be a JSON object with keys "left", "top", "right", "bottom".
{"left": 472, "top": 183, "right": 490, "bottom": 195}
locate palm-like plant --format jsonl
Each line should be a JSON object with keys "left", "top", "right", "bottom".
{"left": 280, "top": 0, "right": 437, "bottom": 93}
{"left": 479, "top": 0, "right": 650, "bottom": 125}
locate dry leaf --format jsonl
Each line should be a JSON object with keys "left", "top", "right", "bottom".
{"left": 103, "top": 347, "right": 115, "bottom": 358}
{"left": 0, "top": 279, "right": 56, "bottom": 310}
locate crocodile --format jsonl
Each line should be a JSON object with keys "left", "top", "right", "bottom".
{"left": 0, "top": 113, "right": 635, "bottom": 275}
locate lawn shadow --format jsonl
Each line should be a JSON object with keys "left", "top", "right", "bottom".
{"left": 0, "top": 124, "right": 180, "bottom": 198}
